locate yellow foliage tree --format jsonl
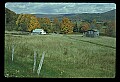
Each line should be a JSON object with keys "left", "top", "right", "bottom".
{"left": 60, "top": 17, "right": 73, "bottom": 34}
{"left": 28, "top": 16, "right": 40, "bottom": 31}
{"left": 43, "top": 17, "right": 51, "bottom": 25}
{"left": 16, "top": 14, "right": 40, "bottom": 32}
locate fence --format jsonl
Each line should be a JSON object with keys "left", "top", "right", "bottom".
{"left": 10, "top": 45, "right": 45, "bottom": 76}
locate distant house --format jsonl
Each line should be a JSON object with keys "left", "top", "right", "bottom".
{"left": 83, "top": 29, "right": 99, "bottom": 37}
{"left": 31, "top": 29, "right": 46, "bottom": 35}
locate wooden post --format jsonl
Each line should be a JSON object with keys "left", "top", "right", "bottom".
{"left": 37, "top": 52, "right": 45, "bottom": 76}
{"left": 12, "top": 45, "right": 14, "bottom": 61}
{"left": 33, "top": 50, "right": 37, "bottom": 73}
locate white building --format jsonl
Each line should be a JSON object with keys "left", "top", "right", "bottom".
{"left": 31, "top": 29, "right": 46, "bottom": 35}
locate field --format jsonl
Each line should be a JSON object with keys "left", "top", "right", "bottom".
{"left": 4, "top": 32, "right": 116, "bottom": 78}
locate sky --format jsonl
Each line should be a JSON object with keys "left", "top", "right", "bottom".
{"left": 5, "top": 2, "right": 116, "bottom": 14}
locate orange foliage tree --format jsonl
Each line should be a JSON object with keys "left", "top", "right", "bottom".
{"left": 106, "top": 20, "right": 116, "bottom": 37}
{"left": 80, "top": 22, "right": 90, "bottom": 31}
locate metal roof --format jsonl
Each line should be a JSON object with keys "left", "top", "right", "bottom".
{"left": 33, "top": 29, "right": 43, "bottom": 32}
{"left": 87, "top": 29, "right": 99, "bottom": 32}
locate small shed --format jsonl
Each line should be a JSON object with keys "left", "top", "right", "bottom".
{"left": 84, "top": 29, "right": 99, "bottom": 37}
{"left": 31, "top": 29, "right": 46, "bottom": 35}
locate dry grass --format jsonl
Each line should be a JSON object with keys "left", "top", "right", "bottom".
{"left": 4, "top": 33, "right": 116, "bottom": 78}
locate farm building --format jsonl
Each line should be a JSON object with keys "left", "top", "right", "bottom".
{"left": 83, "top": 29, "right": 99, "bottom": 37}
{"left": 31, "top": 29, "right": 46, "bottom": 35}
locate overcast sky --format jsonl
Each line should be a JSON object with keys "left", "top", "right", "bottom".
{"left": 5, "top": 2, "right": 116, "bottom": 14}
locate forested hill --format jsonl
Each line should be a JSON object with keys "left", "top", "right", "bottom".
{"left": 5, "top": 8, "right": 19, "bottom": 30}
{"left": 75, "top": 9, "right": 116, "bottom": 21}
{"left": 5, "top": 8, "right": 19, "bottom": 25}
{"left": 33, "top": 9, "right": 116, "bottom": 21}
{"left": 5, "top": 7, "right": 16, "bottom": 15}
{"left": 5, "top": 7, "right": 116, "bottom": 22}
{"left": 100, "top": 9, "right": 116, "bottom": 21}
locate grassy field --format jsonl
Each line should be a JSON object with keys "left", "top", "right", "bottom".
{"left": 4, "top": 32, "right": 116, "bottom": 78}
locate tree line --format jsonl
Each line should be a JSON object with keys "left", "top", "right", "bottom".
{"left": 5, "top": 8, "right": 116, "bottom": 37}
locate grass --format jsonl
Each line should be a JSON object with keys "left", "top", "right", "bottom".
{"left": 4, "top": 32, "right": 116, "bottom": 78}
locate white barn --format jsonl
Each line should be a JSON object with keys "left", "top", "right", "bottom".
{"left": 31, "top": 29, "right": 46, "bottom": 35}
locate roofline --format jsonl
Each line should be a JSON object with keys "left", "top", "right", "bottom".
{"left": 84, "top": 30, "right": 99, "bottom": 32}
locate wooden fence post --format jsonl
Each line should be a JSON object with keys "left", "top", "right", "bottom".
{"left": 12, "top": 45, "right": 14, "bottom": 61}
{"left": 33, "top": 50, "right": 37, "bottom": 73}
{"left": 37, "top": 51, "right": 45, "bottom": 76}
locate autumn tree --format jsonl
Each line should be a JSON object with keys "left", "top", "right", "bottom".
{"left": 28, "top": 16, "right": 40, "bottom": 31}
{"left": 60, "top": 17, "right": 73, "bottom": 34}
{"left": 53, "top": 17, "right": 60, "bottom": 32}
{"left": 73, "top": 22, "right": 78, "bottom": 32}
{"left": 90, "top": 19, "right": 97, "bottom": 29}
{"left": 80, "top": 22, "right": 90, "bottom": 32}
{"left": 38, "top": 17, "right": 51, "bottom": 33}
{"left": 16, "top": 14, "right": 29, "bottom": 31}
{"left": 105, "top": 21, "right": 116, "bottom": 37}
{"left": 16, "top": 14, "right": 40, "bottom": 32}
{"left": 37, "top": 18, "right": 45, "bottom": 29}
{"left": 96, "top": 23, "right": 102, "bottom": 30}
{"left": 92, "top": 19, "right": 96, "bottom": 24}
{"left": 44, "top": 17, "right": 51, "bottom": 25}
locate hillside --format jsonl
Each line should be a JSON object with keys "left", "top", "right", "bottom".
{"left": 5, "top": 7, "right": 116, "bottom": 22}
{"left": 100, "top": 9, "right": 116, "bottom": 21}
{"left": 5, "top": 8, "right": 116, "bottom": 37}
{"left": 5, "top": 8, "right": 18, "bottom": 24}
{"left": 5, "top": 7, "right": 19, "bottom": 31}
{"left": 33, "top": 9, "right": 116, "bottom": 21}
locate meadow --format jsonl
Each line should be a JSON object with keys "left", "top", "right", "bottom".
{"left": 4, "top": 32, "right": 116, "bottom": 78}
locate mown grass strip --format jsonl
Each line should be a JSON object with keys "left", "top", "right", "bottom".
{"left": 66, "top": 36, "right": 116, "bottom": 49}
